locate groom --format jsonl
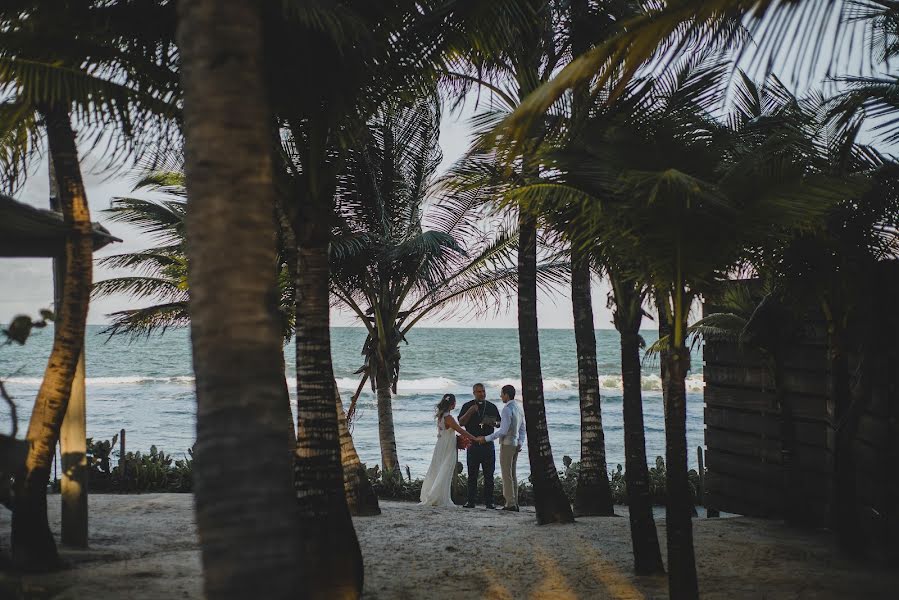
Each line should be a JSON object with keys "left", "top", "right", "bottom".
{"left": 458, "top": 383, "right": 501, "bottom": 509}
{"left": 477, "top": 384, "right": 525, "bottom": 511}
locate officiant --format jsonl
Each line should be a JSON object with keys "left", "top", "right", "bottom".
{"left": 458, "top": 383, "right": 501, "bottom": 509}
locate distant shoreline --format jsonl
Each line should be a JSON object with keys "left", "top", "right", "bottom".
{"left": 77, "top": 324, "right": 658, "bottom": 332}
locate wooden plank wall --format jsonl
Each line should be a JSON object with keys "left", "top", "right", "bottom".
{"left": 702, "top": 314, "right": 898, "bottom": 562}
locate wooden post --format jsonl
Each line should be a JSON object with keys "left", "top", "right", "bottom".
{"left": 120, "top": 428, "right": 126, "bottom": 478}
{"left": 60, "top": 351, "right": 88, "bottom": 546}
{"left": 51, "top": 157, "right": 89, "bottom": 547}
{"left": 699, "top": 447, "right": 719, "bottom": 517}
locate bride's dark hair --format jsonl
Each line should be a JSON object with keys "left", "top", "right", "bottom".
{"left": 435, "top": 393, "right": 455, "bottom": 420}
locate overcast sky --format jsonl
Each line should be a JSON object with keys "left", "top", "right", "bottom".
{"left": 1, "top": 100, "right": 622, "bottom": 330}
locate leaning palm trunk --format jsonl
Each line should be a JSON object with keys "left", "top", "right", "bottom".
{"left": 294, "top": 216, "right": 363, "bottom": 598}
{"left": 571, "top": 251, "right": 614, "bottom": 516}
{"left": 518, "top": 213, "right": 574, "bottom": 524}
{"left": 661, "top": 343, "right": 699, "bottom": 599}
{"left": 178, "top": 2, "right": 299, "bottom": 597}
{"left": 613, "top": 278, "right": 665, "bottom": 575}
{"left": 374, "top": 359, "right": 400, "bottom": 474}
{"left": 12, "top": 106, "right": 92, "bottom": 570}
{"left": 336, "top": 385, "right": 381, "bottom": 516}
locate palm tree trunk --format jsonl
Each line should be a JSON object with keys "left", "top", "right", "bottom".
{"left": 655, "top": 290, "right": 672, "bottom": 398}
{"left": 293, "top": 229, "right": 363, "bottom": 598}
{"left": 12, "top": 106, "right": 92, "bottom": 571}
{"left": 177, "top": 2, "right": 299, "bottom": 597}
{"left": 375, "top": 358, "right": 400, "bottom": 474}
{"left": 518, "top": 212, "right": 574, "bottom": 524}
{"left": 570, "top": 250, "right": 614, "bottom": 516}
{"left": 613, "top": 278, "right": 665, "bottom": 575}
{"left": 336, "top": 385, "right": 381, "bottom": 516}
{"left": 662, "top": 345, "right": 699, "bottom": 599}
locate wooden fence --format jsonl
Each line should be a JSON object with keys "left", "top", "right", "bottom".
{"left": 703, "top": 312, "right": 898, "bottom": 563}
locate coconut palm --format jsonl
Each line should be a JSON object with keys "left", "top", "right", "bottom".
{"left": 330, "top": 96, "right": 567, "bottom": 473}
{"left": 512, "top": 59, "right": 854, "bottom": 597}
{"left": 0, "top": 0, "right": 177, "bottom": 570}
{"left": 441, "top": 0, "right": 578, "bottom": 524}
{"left": 91, "top": 165, "right": 379, "bottom": 517}
{"left": 829, "top": 1, "right": 899, "bottom": 142}
{"left": 177, "top": 2, "right": 301, "bottom": 598}
{"left": 266, "top": 4, "right": 458, "bottom": 594}
{"left": 564, "top": 0, "right": 640, "bottom": 518}
{"left": 502, "top": 0, "right": 882, "bottom": 142}
{"left": 757, "top": 130, "right": 899, "bottom": 551}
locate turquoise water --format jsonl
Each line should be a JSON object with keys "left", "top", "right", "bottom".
{"left": 0, "top": 326, "right": 705, "bottom": 477}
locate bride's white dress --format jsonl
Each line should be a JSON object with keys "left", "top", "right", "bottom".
{"left": 418, "top": 414, "right": 458, "bottom": 507}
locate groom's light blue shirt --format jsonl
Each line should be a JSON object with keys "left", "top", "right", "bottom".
{"left": 485, "top": 400, "right": 526, "bottom": 446}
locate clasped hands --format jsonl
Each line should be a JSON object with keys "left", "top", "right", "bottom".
{"left": 472, "top": 435, "right": 488, "bottom": 445}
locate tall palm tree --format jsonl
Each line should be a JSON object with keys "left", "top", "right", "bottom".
{"left": 177, "top": 2, "right": 300, "bottom": 598}
{"left": 329, "top": 98, "right": 553, "bottom": 473}
{"left": 443, "top": 0, "right": 576, "bottom": 524}
{"left": 11, "top": 107, "right": 93, "bottom": 571}
{"left": 263, "top": 3, "right": 449, "bottom": 592}
{"left": 0, "top": 0, "right": 177, "bottom": 570}
{"left": 514, "top": 60, "right": 852, "bottom": 597}
{"left": 91, "top": 167, "right": 379, "bottom": 517}
{"left": 563, "top": 0, "right": 607, "bottom": 518}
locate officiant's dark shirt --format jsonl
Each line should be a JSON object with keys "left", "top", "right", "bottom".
{"left": 458, "top": 399, "right": 501, "bottom": 438}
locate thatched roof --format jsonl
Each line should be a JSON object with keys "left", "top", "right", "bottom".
{"left": 0, "top": 194, "right": 121, "bottom": 258}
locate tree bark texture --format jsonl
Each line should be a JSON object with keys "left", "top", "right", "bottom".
{"left": 336, "top": 386, "right": 381, "bottom": 516}
{"left": 518, "top": 212, "right": 574, "bottom": 524}
{"left": 662, "top": 346, "right": 699, "bottom": 599}
{"left": 570, "top": 250, "right": 614, "bottom": 516}
{"left": 293, "top": 238, "right": 363, "bottom": 599}
{"left": 375, "top": 359, "right": 400, "bottom": 474}
{"left": 178, "top": 2, "right": 299, "bottom": 597}
{"left": 613, "top": 279, "right": 665, "bottom": 576}
{"left": 13, "top": 106, "right": 92, "bottom": 571}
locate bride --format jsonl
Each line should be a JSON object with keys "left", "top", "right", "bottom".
{"left": 419, "top": 393, "right": 476, "bottom": 507}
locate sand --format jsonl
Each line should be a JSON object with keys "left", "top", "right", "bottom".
{"left": 1, "top": 494, "right": 896, "bottom": 599}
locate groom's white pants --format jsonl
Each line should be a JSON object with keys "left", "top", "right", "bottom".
{"left": 499, "top": 444, "right": 519, "bottom": 508}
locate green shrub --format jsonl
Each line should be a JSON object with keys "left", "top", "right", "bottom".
{"left": 78, "top": 436, "right": 701, "bottom": 506}
{"left": 84, "top": 436, "right": 193, "bottom": 493}
{"left": 371, "top": 455, "right": 703, "bottom": 507}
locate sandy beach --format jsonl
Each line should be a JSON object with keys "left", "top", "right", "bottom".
{"left": 1, "top": 494, "right": 896, "bottom": 599}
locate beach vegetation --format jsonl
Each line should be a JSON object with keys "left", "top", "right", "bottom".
{"left": 0, "top": 0, "right": 178, "bottom": 572}
{"left": 2, "top": 0, "right": 898, "bottom": 596}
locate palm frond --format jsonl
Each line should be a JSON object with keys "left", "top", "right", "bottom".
{"left": 100, "top": 301, "right": 189, "bottom": 340}
{"left": 92, "top": 276, "right": 186, "bottom": 301}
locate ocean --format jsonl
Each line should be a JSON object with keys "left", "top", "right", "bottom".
{"left": 0, "top": 326, "right": 705, "bottom": 478}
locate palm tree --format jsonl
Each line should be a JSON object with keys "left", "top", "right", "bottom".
{"left": 566, "top": 0, "right": 620, "bottom": 519}
{"left": 443, "top": 0, "right": 577, "bottom": 524}
{"left": 0, "top": 0, "right": 177, "bottom": 570}
{"left": 515, "top": 60, "right": 853, "bottom": 596}
{"left": 757, "top": 120, "right": 899, "bottom": 550}
{"left": 329, "top": 98, "right": 549, "bottom": 474}
{"left": 263, "top": 4, "right": 447, "bottom": 593}
{"left": 92, "top": 173, "right": 189, "bottom": 338}
{"left": 502, "top": 0, "right": 885, "bottom": 143}
{"left": 177, "top": 2, "right": 300, "bottom": 597}
{"left": 335, "top": 384, "right": 381, "bottom": 516}
{"left": 91, "top": 166, "right": 379, "bottom": 517}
